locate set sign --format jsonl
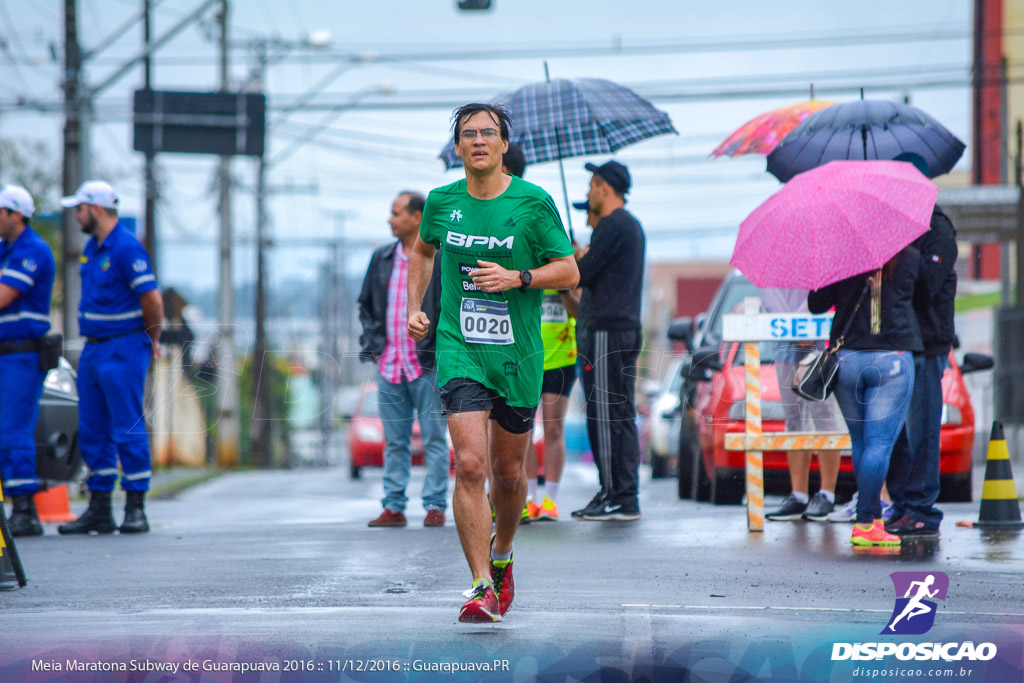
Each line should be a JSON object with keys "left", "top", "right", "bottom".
{"left": 723, "top": 312, "right": 835, "bottom": 342}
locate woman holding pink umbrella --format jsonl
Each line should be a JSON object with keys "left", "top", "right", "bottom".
{"left": 730, "top": 159, "right": 940, "bottom": 548}
{"left": 807, "top": 247, "right": 926, "bottom": 547}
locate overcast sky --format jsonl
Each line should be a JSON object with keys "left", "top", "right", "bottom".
{"left": 0, "top": 0, "right": 971, "bottom": 292}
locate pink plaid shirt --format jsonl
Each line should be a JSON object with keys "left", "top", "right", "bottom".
{"left": 378, "top": 242, "right": 423, "bottom": 383}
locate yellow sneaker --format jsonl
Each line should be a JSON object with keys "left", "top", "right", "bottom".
{"left": 526, "top": 501, "right": 543, "bottom": 521}
{"left": 519, "top": 504, "right": 532, "bottom": 525}
{"left": 535, "top": 497, "right": 559, "bottom": 521}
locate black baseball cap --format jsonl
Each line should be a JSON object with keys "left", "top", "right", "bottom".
{"left": 585, "top": 160, "right": 631, "bottom": 195}
{"left": 572, "top": 199, "right": 590, "bottom": 211}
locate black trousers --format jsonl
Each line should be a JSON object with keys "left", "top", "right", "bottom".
{"left": 578, "top": 327, "right": 643, "bottom": 505}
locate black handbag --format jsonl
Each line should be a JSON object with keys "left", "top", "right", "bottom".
{"left": 793, "top": 281, "right": 870, "bottom": 402}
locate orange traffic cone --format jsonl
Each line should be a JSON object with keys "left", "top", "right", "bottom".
{"left": 976, "top": 422, "right": 1024, "bottom": 529}
{"left": 34, "top": 485, "right": 77, "bottom": 523}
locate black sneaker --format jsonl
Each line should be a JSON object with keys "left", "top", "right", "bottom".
{"left": 885, "top": 514, "right": 940, "bottom": 537}
{"left": 571, "top": 491, "right": 607, "bottom": 519}
{"left": 581, "top": 500, "right": 641, "bottom": 521}
{"left": 802, "top": 492, "right": 835, "bottom": 522}
{"left": 766, "top": 494, "right": 807, "bottom": 521}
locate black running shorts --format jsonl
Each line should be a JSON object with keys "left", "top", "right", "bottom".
{"left": 440, "top": 377, "right": 536, "bottom": 434}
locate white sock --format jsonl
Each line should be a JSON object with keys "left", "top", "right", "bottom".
{"left": 819, "top": 489, "right": 835, "bottom": 504}
{"left": 490, "top": 545, "right": 512, "bottom": 562}
{"left": 791, "top": 491, "right": 809, "bottom": 504}
{"left": 527, "top": 479, "right": 538, "bottom": 503}
{"left": 545, "top": 481, "right": 560, "bottom": 503}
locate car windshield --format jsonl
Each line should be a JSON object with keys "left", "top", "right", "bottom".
{"left": 707, "top": 274, "right": 784, "bottom": 364}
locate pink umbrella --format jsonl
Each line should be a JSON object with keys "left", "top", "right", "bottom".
{"left": 730, "top": 160, "right": 938, "bottom": 290}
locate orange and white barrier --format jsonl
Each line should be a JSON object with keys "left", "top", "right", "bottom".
{"left": 723, "top": 297, "right": 845, "bottom": 533}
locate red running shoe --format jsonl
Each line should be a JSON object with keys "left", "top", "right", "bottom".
{"left": 491, "top": 552, "right": 514, "bottom": 616}
{"left": 458, "top": 580, "right": 501, "bottom": 623}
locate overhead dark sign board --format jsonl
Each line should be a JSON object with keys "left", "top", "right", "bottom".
{"left": 133, "top": 90, "right": 265, "bottom": 157}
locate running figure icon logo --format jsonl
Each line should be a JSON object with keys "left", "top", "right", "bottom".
{"left": 883, "top": 571, "right": 949, "bottom": 635}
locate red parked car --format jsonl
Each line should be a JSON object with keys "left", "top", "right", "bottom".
{"left": 347, "top": 383, "right": 545, "bottom": 479}
{"left": 668, "top": 272, "right": 993, "bottom": 505}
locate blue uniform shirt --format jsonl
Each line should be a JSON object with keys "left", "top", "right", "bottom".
{"left": 0, "top": 225, "right": 55, "bottom": 341}
{"left": 79, "top": 223, "right": 158, "bottom": 338}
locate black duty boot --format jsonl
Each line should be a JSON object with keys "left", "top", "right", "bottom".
{"left": 57, "top": 490, "right": 116, "bottom": 535}
{"left": 9, "top": 495, "right": 43, "bottom": 537}
{"left": 119, "top": 491, "right": 149, "bottom": 534}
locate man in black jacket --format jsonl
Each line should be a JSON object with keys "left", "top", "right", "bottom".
{"left": 358, "top": 191, "right": 448, "bottom": 528}
{"left": 571, "top": 161, "right": 646, "bottom": 521}
{"left": 886, "top": 200, "right": 958, "bottom": 538}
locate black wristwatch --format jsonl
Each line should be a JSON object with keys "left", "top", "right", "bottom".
{"left": 519, "top": 269, "right": 532, "bottom": 292}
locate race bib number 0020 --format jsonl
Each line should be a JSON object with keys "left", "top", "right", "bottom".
{"left": 461, "top": 298, "right": 514, "bottom": 345}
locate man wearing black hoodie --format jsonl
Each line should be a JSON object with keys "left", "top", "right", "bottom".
{"left": 571, "top": 161, "right": 646, "bottom": 521}
{"left": 886, "top": 198, "right": 958, "bottom": 539}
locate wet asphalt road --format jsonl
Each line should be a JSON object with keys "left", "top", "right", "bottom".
{"left": 2, "top": 459, "right": 1022, "bottom": 680}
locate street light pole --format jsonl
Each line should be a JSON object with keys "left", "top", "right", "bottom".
{"left": 142, "top": 0, "right": 157, "bottom": 272}
{"left": 250, "top": 40, "right": 272, "bottom": 469}
{"left": 215, "top": 0, "right": 240, "bottom": 468}
{"left": 62, "top": 0, "right": 84, "bottom": 344}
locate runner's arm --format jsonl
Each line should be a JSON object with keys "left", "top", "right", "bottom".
{"left": 408, "top": 236, "right": 436, "bottom": 342}
{"left": 470, "top": 255, "right": 578, "bottom": 293}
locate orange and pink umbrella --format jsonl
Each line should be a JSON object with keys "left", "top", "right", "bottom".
{"left": 710, "top": 99, "right": 834, "bottom": 158}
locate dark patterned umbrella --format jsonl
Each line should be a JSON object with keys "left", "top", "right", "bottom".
{"left": 439, "top": 78, "right": 676, "bottom": 169}
{"left": 766, "top": 99, "right": 966, "bottom": 183}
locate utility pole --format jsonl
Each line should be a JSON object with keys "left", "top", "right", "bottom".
{"left": 142, "top": 0, "right": 157, "bottom": 271}
{"left": 215, "top": 0, "right": 239, "bottom": 468}
{"left": 62, "top": 0, "right": 84, "bottom": 342}
{"left": 250, "top": 41, "right": 271, "bottom": 469}
{"left": 319, "top": 241, "right": 340, "bottom": 466}
{"left": 334, "top": 212, "right": 352, "bottom": 386}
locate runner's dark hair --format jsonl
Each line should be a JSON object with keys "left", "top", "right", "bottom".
{"left": 451, "top": 103, "right": 513, "bottom": 144}
{"left": 502, "top": 143, "right": 526, "bottom": 178}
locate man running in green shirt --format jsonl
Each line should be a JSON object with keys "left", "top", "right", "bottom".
{"left": 408, "top": 103, "right": 578, "bottom": 623}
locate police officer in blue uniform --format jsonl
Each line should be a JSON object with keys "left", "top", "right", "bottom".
{"left": 0, "top": 185, "right": 55, "bottom": 537}
{"left": 57, "top": 181, "right": 164, "bottom": 535}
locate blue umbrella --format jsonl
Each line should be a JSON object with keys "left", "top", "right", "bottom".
{"left": 439, "top": 77, "right": 676, "bottom": 170}
{"left": 765, "top": 99, "right": 966, "bottom": 183}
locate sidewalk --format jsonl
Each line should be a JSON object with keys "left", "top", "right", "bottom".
{"left": 67, "top": 468, "right": 222, "bottom": 502}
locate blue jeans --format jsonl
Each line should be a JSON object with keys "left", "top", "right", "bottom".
{"left": 377, "top": 370, "right": 448, "bottom": 513}
{"left": 832, "top": 349, "right": 915, "bottom": 524}
{"left": 888, "top": 353, "right": 947, "bottom": 528}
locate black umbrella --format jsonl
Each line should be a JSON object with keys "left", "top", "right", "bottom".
{"left": 766, "top": 98, "right": 965, "bottom": 183}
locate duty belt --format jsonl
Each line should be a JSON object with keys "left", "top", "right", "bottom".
{"left": 0, "top": 337, "right": 44, "bottom": 355}
{"left": 86, "top": 328, "right": 145, "bottom": 344}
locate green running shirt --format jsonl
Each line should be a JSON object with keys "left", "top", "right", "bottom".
{"left": 419, "top": 176, "right": 574, "bottom": 407}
